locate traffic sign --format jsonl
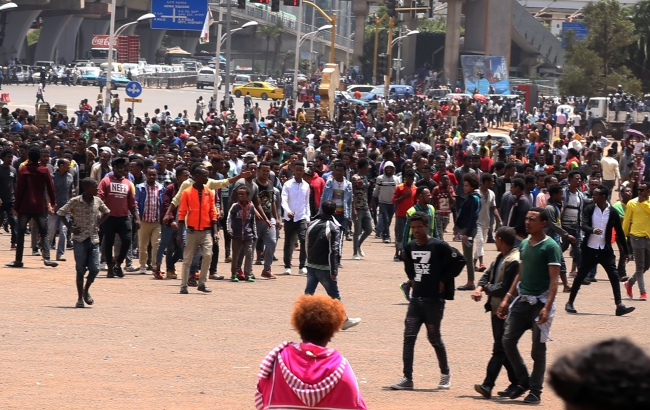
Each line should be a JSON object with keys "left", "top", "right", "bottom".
{"left": 151, "top": 0, "right": 208, "bottom": 31}
{"left": 125, "top": 81, "right": 142, "bottom": 98}
{"left": 125, "top": 98, "right": 142, "bottom": 103}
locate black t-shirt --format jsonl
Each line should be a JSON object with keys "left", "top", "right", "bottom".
{"left": 253, "top": 178, "right": 275, "bottom": 219}
{"left": 415, "top": 178, "right": 438, "bottom": 191}
{"left": 0, "top": 165, "right": 16, "bottom": 202}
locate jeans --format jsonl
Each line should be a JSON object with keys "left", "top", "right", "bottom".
{"left": 377, "top": 202, "right": 394, "bottom": 240}
{"left": 256, "top": 222, "right": 277, "bottom": 270}
{"left": 283, "top": 219, "right": 307, "bottom": 269}
{"left": 395, "top": 216, "right": 407, "bottom": 255}
{"left": 562, "top": 227, "right": 582, "bottom": 268}
{"left": 334, "top": 214, "right": 346, "bottom": 261}
{"left": 483, "top": 314, "right": 518, "bottom": 389}
{"left": 73, "top": 239, "right": 100, "bottom": 283}
{"left": 16, "top": 213, "right": 49, "bottom": 262}
{"left": 0, "top": 200, "right": 16, "bottom": 245}
{"left": 353, "top": 208, "right": 373, "bottom": 254}
{"left": 629, "top": 235, "right": 650, "bottom": 293}
{"left": 402, "top": 298, "right": 449, "bottom": 379}
{"left": 460, "top": 228, "right": 477, "bottom": 281}
{"left": 305, "top": 267, "right": 340, "bottom": 299}
{"left": 603, "top": 180, "right": 615, "bottom": 200}
{"left": 156, "top": 225, "right": 183, "bottom": 270}
{"left": 47, "top": 214, "right": 68, "bottom": 259}
{"left": 156, "top": 224, "right": 176, "bottom": 266}
{"left": 102, "top": 216, "right": 132, "bottom": 267}
{"left": 569, "top": 247, "right": 622, "bottom": 305}
{"left": 502, "top": 300, "right": 547, "bottom": 396}
{"left": 231, "top": 238, "right": 254, "bottom": 275}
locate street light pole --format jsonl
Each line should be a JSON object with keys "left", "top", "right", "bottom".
{"left": 213, "top": 7, "right": 223, "bottom": 105}
{"left": 292, "top": 2, "right": 303, "bottom": 103}
{"left": 223, "top": 0, "right": 232, "bottom": 110}
{"left": 104, "top": 0, "right": 117, "bottom": 121}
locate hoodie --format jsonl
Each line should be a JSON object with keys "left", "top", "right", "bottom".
{"left": 255, "top": 342, "right": 367, "bottom": 410}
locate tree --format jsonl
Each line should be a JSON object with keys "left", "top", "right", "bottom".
{"left": 271, "top": 20, "right": 284, "bottom": 72}
{"left": 559, "top": 0, "right": 641, "bottom": 96}
{"left": 259, "top": 20, "right": 283, "bottom": 75}
{"left": 628, "top": 0, "right": 650, "bottom": 86}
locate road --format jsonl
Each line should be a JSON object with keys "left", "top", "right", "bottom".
{"left": 1, "top": 82, "right": 268, "bottom": 121}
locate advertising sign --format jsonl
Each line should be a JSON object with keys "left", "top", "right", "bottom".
{"left": 460, "top": 55, "right": 510, "bottom": 95}
{"left": 151, "top": 0, "right": 209, "bottom": 31}
{"left": 561, "top": 22, "right": 588, "bottom": 48}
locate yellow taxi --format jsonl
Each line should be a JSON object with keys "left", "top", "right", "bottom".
{"left": 232, "top": 81, "right": 284, "bottom": 100}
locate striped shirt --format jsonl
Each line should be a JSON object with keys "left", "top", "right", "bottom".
{"left": 143, "top": 183, "right": 161, "bottom": 223}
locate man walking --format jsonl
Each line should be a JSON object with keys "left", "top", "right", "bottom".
{"left": 498, "top": 208, "right": 561, "bottom": 405}
{"left": 0, "top": 148, "right": 17, "bottom": 249}
{"left": 253, "top": 161, "right": 280, "bottom": 279}
{"left": 320, "top": 161, "right": 352, "bottom": 262}
{"left": 304, "top": 199, "right": 361, "bottom": 330}
{"left": 135, "top": 167, "right": 164, "bottom": 275}
{"left": 600, "top": 148, "right": 620, "bottom": 200}
{"left": 176, "top": 166, "right": 218, "bottom": 294}
{"left": 98, "top": 157, "right": 140, "bottom": 278}
{"left": 390, "top": 211, "right": 466, "bottom": 391}
{"left": 281, "top": 162, "right": 310, "bottom": 275}
{"left": 372, "top": 161, "right": 398, "bottom": 243}
{"left": 48, "top": 158, "right": 74, "bottom": 261}
{"left": 392, "top": 169, "right": 417, "bottom": 262}
{"left": 6, "top": 146, "right": 58, "bottom": 268}
{"left": 566, "top": 184, "right": 635, "bottom": 316}
{"left": 351, "top": 158, "right": 373, "bottom": 260}
{"left": 472, "top": 226, "right": 520, "bottom": 399}
{"left": 623, "top": 180, "right": 650, "bottom": 300}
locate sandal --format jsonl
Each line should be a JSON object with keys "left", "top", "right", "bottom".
{"left": 75, "top": 299, "right": 85, "bottom": 308}
{"left": 83, "top": 291, "right": 94, "bottom": 305}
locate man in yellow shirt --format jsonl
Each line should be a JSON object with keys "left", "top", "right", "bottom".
{"left": 622, "top": 181, "right": 650, "bottom": 300}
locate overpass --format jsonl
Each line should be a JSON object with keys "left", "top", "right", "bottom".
{"left": 0, "top": 0, "right": 353, "bottom": 67}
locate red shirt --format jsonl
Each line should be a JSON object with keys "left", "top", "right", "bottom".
{"left": 479, "top": 157, "right": 493, "bottom": 172}
{"left": 392, "top": 183, "right": 417, "bottom": 217}
{"left": 98, "top": 176, "right": 136, "bottom": 217}
{"left": 14, "top": 163, "right": 56, "bottom": 214}
{"left": 433, "top": 171, "right": 458, "bottom": 186}
{"left": 307, "top": 174, "right": 325, "bottom": 209}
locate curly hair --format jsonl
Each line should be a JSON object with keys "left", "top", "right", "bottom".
{"left": 291, "top": 295, "right": 346, "bottom": 344}
{"left": 549, "top": 338, "right": 650, "bottom": 409}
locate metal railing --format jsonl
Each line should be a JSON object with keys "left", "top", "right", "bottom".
{"left": 209, "top": 1, "right": 353, "bottom": 49}
{"left": 135, "top": 74, "right": 198, "bottom": 89}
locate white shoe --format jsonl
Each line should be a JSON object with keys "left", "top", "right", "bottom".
{"left": 341, "top": 317, "right": 361, "bottom": 330}
{"left": 352, "top": 254, "right": 361, "bottom": 260}
{"left": 299, "top": 267, "right": 308, "bottom": 275}
{"left": 283, "top": 268, "right": 291, "bottom": 275}
{"left": 139, "top": 267, "right": 147, "bottom": 274}
{"left": 99, "top": 262, "right": 107, "bottom": 271}
{"left": 438, "top": 373, "right": 452, "bottom": 389}
{"left": 359, "top": 248, "right": 365, "bottom": 257}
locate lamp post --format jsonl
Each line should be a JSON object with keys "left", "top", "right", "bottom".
{"left": 294, "top": 24, "right": 332, "bottom": 103}
{"left": 0, "top": 2, "right": 17, "bottom": 12}
{"left": 104, "top": 7, "right": 155, "bottom": 121}
{"left": 213, "top": 20, "right": 258, "bottom": 104}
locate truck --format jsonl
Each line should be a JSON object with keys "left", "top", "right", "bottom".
{"left": 586, "top": 97, "right": 647, "bottom": 140}
{"left": 87, "top": 35, "right": 140, "bottom": 65}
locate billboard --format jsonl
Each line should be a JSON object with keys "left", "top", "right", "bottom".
{"left": 460, "top": 55, "right": 510, "bottom": 95}
{"left": 151, "top": 0, "right": 209, "bottom": 31}
{"left": 561, "top": 22, "right": 588, "bottom": 48}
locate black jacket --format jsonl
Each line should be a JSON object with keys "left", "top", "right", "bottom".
{"left": 477, "top": 249, "right": 520, "bottom": 313}
{"left": 306, "top": 214, "right": 341, "bottom": 276}
{"left": 581, "top": 202, "right": 629, "bottom": 255}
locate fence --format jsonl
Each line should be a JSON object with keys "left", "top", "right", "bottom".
{"left": 136, "top": 74, "right": 198, "bottom": 89}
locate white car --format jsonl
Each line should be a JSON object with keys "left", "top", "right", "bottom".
{"left": 347, "top": 85, "right": 374, "bottom": 100}
{"left": 232, "top": 74, "right": 251, "bottom": 87}
{"left": 196, "top": 67, "right": 222, "bottom": 89}
{"left": 466, "top": 132, "right": 513, "bottom": 153}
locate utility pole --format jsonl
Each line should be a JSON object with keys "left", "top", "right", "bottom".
{"left": 213, "top": 7, "right": 223, "bottom": 105}
{"left": 224, "top": 0, "right": 232, "bottom": 109}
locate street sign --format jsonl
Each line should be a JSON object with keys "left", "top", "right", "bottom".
{"left": 151, "top": 0, "right": 209, "bottom": 31}
{"left": 561, "top": 22, "right": 588, "bottom": 48}
{"left": 125, "top": 98, "right": 142, "bottom": 103}
{"left": 125, "top": 81, "right": 142, "bottom": 98}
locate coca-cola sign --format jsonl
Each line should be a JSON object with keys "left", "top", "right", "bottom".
{"left": 91, "top": 35, "right": 112, "bottom": 49}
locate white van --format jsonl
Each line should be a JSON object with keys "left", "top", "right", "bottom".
{"left": 233, "top": 74, "right": 251, "bottom": 87}
{"left": 197, "top": 67, "right": 222, "bottom": 89}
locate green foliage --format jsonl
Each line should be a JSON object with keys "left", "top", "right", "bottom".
{"left": 27, "top": 28, "right": 40, "bottom": 46}
{"left": 628, "top": 0, "right": 650, "bottom": 87}
{"left": 559, "top": 0, "right": 641, "bottom": 96}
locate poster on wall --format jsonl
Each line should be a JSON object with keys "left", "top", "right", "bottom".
{"left": 460, "top": 55, "right": 510, "bottom": 94}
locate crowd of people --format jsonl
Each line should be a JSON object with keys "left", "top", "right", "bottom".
{"left": 3, "top": 88, "right": 650, "bottom": 407}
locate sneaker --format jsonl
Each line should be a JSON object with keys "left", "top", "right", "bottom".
{"left": 230, "top": 274, "right": 239, "bottom": 282}
{"left": 236, "top": 268, "right": 246, "bottom": 281}
{"left": 261, "top": 269, "right": 277, "bottom": 279}
{"left": 209, "top": 274, "right": 225, "bottom": 280}
{"left": 299, "top": 267, "right": 308, "bottom": 275}
{"left": 179, "top": 286, "right": 188, "bottom": 294}
{"left": 389, "top": 377, "right": 413, "bottom": 390}
{"left": 641, "top": 292, "right": 647, "bottom": 301}
{"left": 10, "top": 243, "right": 16, "bottom": 249}
{"left": 625, "top": 281, "right": 634, "bottom": 299}
{"left": 359, "top": 247, "right": 365, "bottom": 257}
{"left": 616, "top": 304, "right": 635, "bottom": 316}
{"left": 246, "top": 275, "right": 256, "bottom": 282}
{"left": 374, "top": 234, "right": 381, "bottom": 239}
{"left": 393, "top": 255, "right": 401, "bottom": 262}
{"left": 153, "top": 271, "right": 164, "bottom": 280}
{"left": 31, "top": 249, "right": 40, "bottom": 256}
{"left": 146, "top": 264, "right": 154, "bottom": 271}
{"left": 125, "top": 265, "right": 138, "bottom": 272}
{"left": 399, "top": 282, "right": 411, "bottom": 301}
{"left": 114, "top": 266, "right": 124, "bottom": 278}
{"left": 188, "top": 276, "right": 198, "bottom": 287}
{"left": 383, "top": 238, "right": 391, "bottom": 243}
{"left": 523, "top": 392, "right": 541, "bottom": 404}
{"left": 438, "top": 373, "right": 452, "bottom": 389}
{"left": 283, "top": 268, "right": 291, "bottom": 275}
{"left": 139, "top": 267, "right": 147, "bottom": 274}
{"left": 255, "top": 259, "right": 263, "bottom": 265}
{"left": 352, "top": 254, "right": 361, "bottom": 260}
{"left": 100, "top": 262, "right": 107, "bottom": 271}
{"left": 106, "top": 267, "right": 115, "bottom": 278}
{"left": 341, "top": 317, "right": 361, "bottom": 330}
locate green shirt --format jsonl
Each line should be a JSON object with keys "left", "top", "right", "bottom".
{"left": 612, "top": 201, "right": 626, "bottom": 219}
{"left": 518, "top": 236, "right": 561, "bottom": 296}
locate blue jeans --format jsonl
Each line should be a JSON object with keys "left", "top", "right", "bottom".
{"left": 156, "top": 225, "right": 176, "bottom": 266}
{"left": 73, "top": 238, "right": 100, "bottom": 283}
{"left": 47, "top": 214, "right": 67, "bottom": 259}
{"left": 305, "top": 267, "right": 341, "bottom": 299}
{"left": 377, "top": 202, "right": 394, "bottom": 240}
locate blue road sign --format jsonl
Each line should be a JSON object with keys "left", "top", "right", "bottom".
{"left": 151, "top": 0, "right": 208, "bottom": 31}
{"left": 562, "top": 22, "right": 588, "bottom": 48}
{"left": 125, "top": 81, "right": 143, "bottom": 98}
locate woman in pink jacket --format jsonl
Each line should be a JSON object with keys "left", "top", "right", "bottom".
{"left": 255, "top": 294, "right": 367, "bottom": 410}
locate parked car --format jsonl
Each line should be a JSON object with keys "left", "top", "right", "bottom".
{"left": 80, "top": 67, "right": 101, "bottom": 86}
{"left": 196, "top": 67, "right": 222, "bottom": 89}
{"left": 97, "top": 72, "right": 130, "bottom": 89}
{"left": 466, "top": 132, "right": 513, "bottom": 153}
{"left": 346, "top": 85, "right": 374, "bottom": 100}
{"left": 34, "top": 60, "right": 55, "bottom": 70}
{"left": 13, "top": 65, "right": 32, "bottom": 82}
{"left": 232, "top": 74, "right": 251, "bottom": 87}
{"left": 335, "top": 91, "right": 368, "bottom": 106}
{"left": 232, "top": 81, "right": 284, "bottom": 100}
{"left": 364, "top": 84, "right": 415, "bottom": 101}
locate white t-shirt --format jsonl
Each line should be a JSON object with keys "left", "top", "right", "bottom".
{"left": 477, "top": 189, "right": 496, "bottom": 228}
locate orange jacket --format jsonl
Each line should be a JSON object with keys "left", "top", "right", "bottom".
{"left": 178, "top": 185, "right": 217, "bottom": 230}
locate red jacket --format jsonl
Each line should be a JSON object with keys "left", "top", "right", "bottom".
{"left": 14, "top": 163, "right": 55, "bottom": 214}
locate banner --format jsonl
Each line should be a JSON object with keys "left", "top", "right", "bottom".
{"left": 199, "top": 10, "right": 212, "bottom": 44}
{"left": 460, "top": 55, "right": 510, "bottom": 95}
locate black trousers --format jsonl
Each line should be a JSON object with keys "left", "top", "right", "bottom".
{"left": 402, "top": 297, "right": 449, "bottom": 379}
{"left": 102, "top": 216, "right": 132, "bottom": 266}
{"left": 569, "top": 247, "right": 622, "bottom": 305}
{"left": 283, "top": 219, "right": 307, "bottom": 269}
{"left": 483, "top": 314, "right": 518, "bottom": 388}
